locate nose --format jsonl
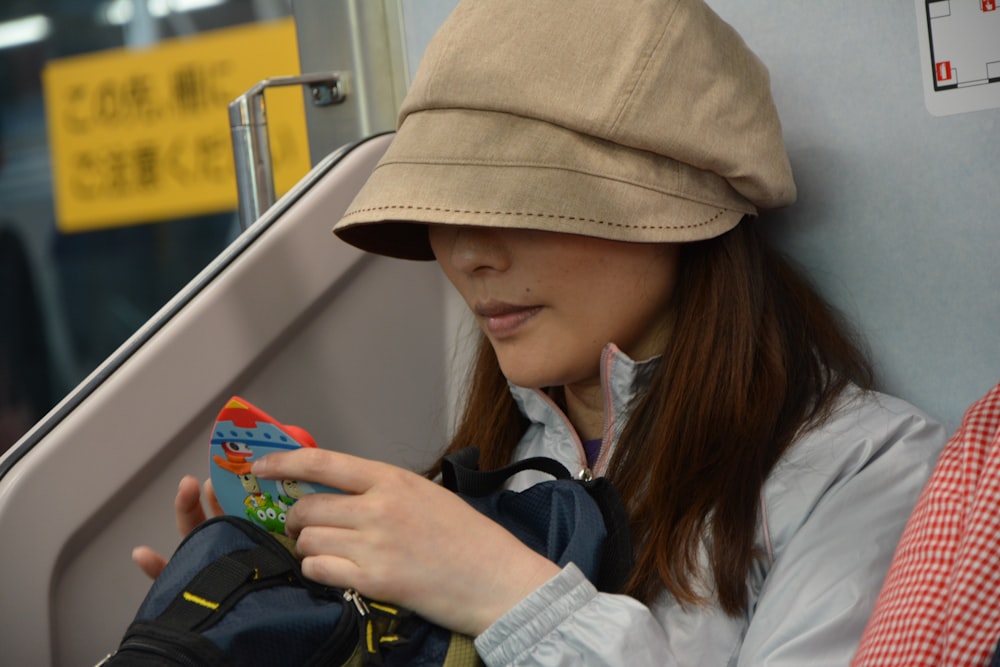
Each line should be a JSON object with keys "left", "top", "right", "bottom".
{"left": 431, "top": 225, "right": 511, "bottom": 275}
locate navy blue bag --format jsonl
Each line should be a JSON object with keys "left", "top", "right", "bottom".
{"left": 100, "top": 448, "right": 632, "bottom": 666}
{"left": 442, "top": 447, "right": 632, "bottom": 595}
{"left": 102, "top": 516, "right": 363, "bottom": 666}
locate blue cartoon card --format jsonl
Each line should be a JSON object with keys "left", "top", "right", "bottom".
{"left": 209, "top": 396, "right": 339, "bottom": 535}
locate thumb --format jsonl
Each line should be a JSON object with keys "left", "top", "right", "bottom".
{"left": 131, "top": 545, "right": 168, "bottom": 580}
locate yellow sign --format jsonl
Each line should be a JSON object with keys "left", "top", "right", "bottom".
{"left": 42, "top": 19, "right": 311, "bottom": 232}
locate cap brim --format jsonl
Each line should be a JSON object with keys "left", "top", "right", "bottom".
{"left": 334, "top": 109, "right": 754, "bottom": 261}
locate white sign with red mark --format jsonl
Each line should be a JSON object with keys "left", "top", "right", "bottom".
{"left": 915, "top": 0, "right": 1000, "bottom": 116}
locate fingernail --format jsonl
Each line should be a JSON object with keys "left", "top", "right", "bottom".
{"left": 251, "top": 457, "right": 267, "bottom": 475}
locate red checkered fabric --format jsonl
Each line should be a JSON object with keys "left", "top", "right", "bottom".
{"left": 852, "top": 382, "right": 1000, "bottom": 667}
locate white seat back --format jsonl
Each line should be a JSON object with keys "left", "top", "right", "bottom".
{"left": 0, "top": 133, "right": 450, "bottom": 665}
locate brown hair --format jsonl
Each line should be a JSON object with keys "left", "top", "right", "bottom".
{"left": 430, "top": 220, "right": 874, "bottom": 615}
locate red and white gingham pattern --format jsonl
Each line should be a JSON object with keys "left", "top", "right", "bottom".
{"left": 852, "top": 382, "right": 1000, "bottom": 667}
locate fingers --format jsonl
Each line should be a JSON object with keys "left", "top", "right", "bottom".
{"left": 293, "top": 523, "right": 404, "bottom": 601}
{"left": 204, "top": 479, "right": 223, "bottom": 518}
{"left": 284, "top": 491, "right": 363, "bottom": 536}
{"left": 175, "top": 475, "right": 208, "bottom": 536}
{"left": 300, "top": 553, "right": 363, "bottom": 593}
{"left": 131, "top": 546, "right": 167, "bottom": 580}
{"left": 251, "top": 448, "right": 385, "bottom": 494}
{"left": 134, "top": 476, "right": 221, "bottom": 583}
{"left": 249, "top": 450, "right": 561, "bottom": 635}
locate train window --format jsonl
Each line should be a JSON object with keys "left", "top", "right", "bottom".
{"left": 0, "top": 0, "right": 297, "bottom": 453}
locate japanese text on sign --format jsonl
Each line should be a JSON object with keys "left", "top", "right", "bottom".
{"left": 43, "top": 18, "right": 310, "bottom": 232}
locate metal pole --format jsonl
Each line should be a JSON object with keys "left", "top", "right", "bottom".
{"left": 228, "top": 72, "right": 346, "bottom": 230}
{"left": 229, "top": 88, "right": 274, "bottom": 230}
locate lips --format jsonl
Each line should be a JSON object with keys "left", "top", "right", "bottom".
{"left": 475, "top": 300, "right": 542, "bottom": 338}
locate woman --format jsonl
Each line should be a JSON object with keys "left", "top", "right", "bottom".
{"left": 136, "top": 0, "right": 946, "bottom": 663}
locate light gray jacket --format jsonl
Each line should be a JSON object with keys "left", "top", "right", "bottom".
{"left": 474, "top": 345, "right": 947, "bottom": 666}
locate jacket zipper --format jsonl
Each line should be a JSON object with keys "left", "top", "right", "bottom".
{"left": 592, "top": 344, "right": 619, "bottom": 478}
{"left": 534, "top": 344, "right": 620, "bottom": 481}
{"left": 533, "top": 389, "right": 593, "bottom": 480}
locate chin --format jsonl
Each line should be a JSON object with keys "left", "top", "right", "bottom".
{"left": 493, "top": 345, "right": 597, "bottom": 389}
{"left": 498, "top": 372, "right": 546, "bottom": 389}
{"left": 497, "top": 365, "right": 553, "bottom": 390}
{"left": 497, "top": 362, "right": 585, "bottom": 391}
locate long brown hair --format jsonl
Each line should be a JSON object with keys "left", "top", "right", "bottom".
{"left": 431, "top": 220, "right": 874, "bottom": 615}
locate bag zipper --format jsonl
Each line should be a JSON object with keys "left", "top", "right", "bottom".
{"left": 96, "top": 637, "right": 208, "bottom": 666}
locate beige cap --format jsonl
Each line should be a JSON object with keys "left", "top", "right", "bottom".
{"left": 333, "top": 0, "right": 796, "bottom": 261}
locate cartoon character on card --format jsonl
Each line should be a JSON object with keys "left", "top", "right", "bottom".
{"left": 209, "top": 396, "right": 338, "bottom": 535}
{"left": 239, "top": 474, "right": 288, "bottom": 532}
{"left": 212, "top": 440, "right": 254, "bottom": 472}
{"left": 277, "top": 479, "right": 315, "bottom": 511}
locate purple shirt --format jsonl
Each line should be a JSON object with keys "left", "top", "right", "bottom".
{"left": 582, "top": 438, "right": 602, "bottom": 469}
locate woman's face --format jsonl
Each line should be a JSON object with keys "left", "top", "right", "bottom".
{"left": 428, "top": 225, "right": 680, "bottom": 389}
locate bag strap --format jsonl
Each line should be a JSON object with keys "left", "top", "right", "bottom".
{"left": 156, "top": 544, "right": 293, "bottom": 631}
{"left": 443, "top": 446, "right": 635, "bottom": 594}
{"left": 580, "top": 477, "right": 634, "bottom": 594}
{"left": 441, "top": 446, "right": 573, "bottom": 496}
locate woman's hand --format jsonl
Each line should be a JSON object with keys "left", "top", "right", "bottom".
{"left": 252, "top": 448, "right": 561, "bottom": 637}
{"left": 131, "top": 475, "right": 223, "bottom": 579}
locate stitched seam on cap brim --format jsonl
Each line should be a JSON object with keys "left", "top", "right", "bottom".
{"left": 342, "top": 204, "right": 730, "bottom": 232}
{"left": 368, "top": 156, "right": 751, "bottom": 212}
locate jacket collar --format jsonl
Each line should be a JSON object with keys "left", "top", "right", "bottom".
{"left": 508, "top": 343, "right": 660, "bottom": 478}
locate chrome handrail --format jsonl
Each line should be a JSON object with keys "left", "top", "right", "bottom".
{"left": 228, "top": 71, "right": 347, "bottom": 229}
